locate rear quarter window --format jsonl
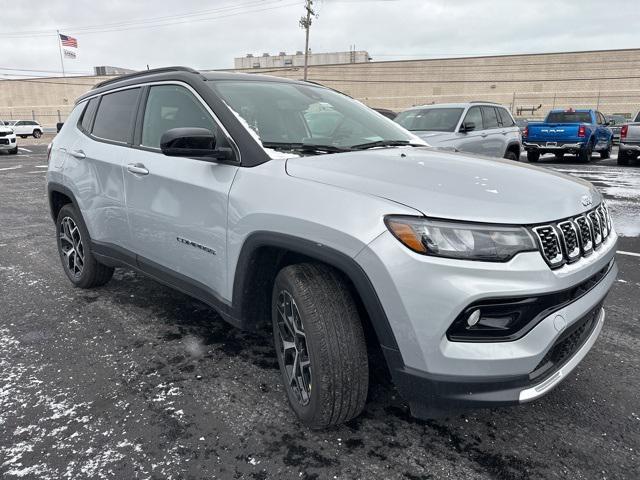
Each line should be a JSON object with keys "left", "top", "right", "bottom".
{"left": 91, "top": 88, "right": 141, "bottom": 143}
{"left": 79, "top": 98, "right": 99, "bottom": 133}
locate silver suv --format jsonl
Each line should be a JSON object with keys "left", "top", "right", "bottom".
{"left": 395, "top": 102, "right": 522, "bottom": 160}
{"left": 47, "top": 67, "right": 617, "bottom": 428}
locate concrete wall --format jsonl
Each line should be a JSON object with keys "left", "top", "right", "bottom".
{"left": 232, "top": 48, "right": 640, "bottom": 118}
{"left": 0, "top": 75, "right": 114, "bottom": 126}
{"left": 3, "top": 48, "right": 640, "bottom": 126}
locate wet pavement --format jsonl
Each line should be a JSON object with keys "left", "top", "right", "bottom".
{"left": 1, "top": 141, "right": 639, "bottom": 479}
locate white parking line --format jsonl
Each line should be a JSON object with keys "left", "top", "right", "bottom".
{"left": 617, "top": 250, "right": 640, "bottom": 258}
{"left": 0, "top": 165, "right": 22, "bottom": 171}
{"left": 34, "top": 165, "right": 48, "bottom": 168}
{"left": 18, "top": 147, "right": 32, "bottom": 152}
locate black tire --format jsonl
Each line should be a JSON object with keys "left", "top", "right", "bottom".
{"left": 20, "top": 135, "right": 27, "bottom": 139}
{"left": 577, "top": 142, "right": 593, "bottom": 163}
{"left": 617, "top": 150, "right": 630, "bottom": 166}
{"left": 56, "top": 204, "right": 114, "bottom": 288}
{"left": 504, "top": 149, "right": 518, "bottom": 161}
{"left": 33, "top": 129, "right": 42, "bottom": 138}
{"left": 272, "top": 263, "right": 369, "bottom": 429}
{"left": 600, "top": 141, "right": 611, "bottom": 159}
{"left": 554, "top": 153, "right": 564, "bottom": 161}
{"left": 527, "top": 151, "right": 540, "bottom": 162}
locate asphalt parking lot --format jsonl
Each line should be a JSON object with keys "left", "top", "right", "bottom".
{"left": 1, "top": 139, "right": 638, "bottom": 480}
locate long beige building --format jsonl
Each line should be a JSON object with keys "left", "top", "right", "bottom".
{"left": 2, "top": 48, "right": 640, "bottom": 126}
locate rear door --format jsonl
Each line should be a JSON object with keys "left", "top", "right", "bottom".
{"left": 479, "top": 106, "right": 503, "bottom": 156}
{"left": 68, "top": 88, "right": 140, "bottom": 249}
{"left": 124, "top": 83, "right": 238, "bottom": 297}
{"left": 456, "top": 106, "right": 487, "bottom": 155}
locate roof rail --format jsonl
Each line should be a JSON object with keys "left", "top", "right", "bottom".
{"left": 469, "top": 100, "right": 502, "bottom": 105}
{"left": 93, "top": 66, "right": 200, "bottom": 89}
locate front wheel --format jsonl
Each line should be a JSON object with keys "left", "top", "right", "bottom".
{"left": 56, "top": 204, "right": 114, "bottom": 288}
{"left": 9, "top": 146, "right": 18, "bottom": 155}
{"left": 272, "top": 263, "right": 369, "bottom": 429}
{"left": 33, "top": 129, "right": 42, "bottom": 138}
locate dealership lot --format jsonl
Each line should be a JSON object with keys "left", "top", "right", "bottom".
{"left": 1, "top": 141, "right": 638, "bottom": 479}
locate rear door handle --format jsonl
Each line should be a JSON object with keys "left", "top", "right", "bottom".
{"left": 127, "top": 163, "right": 149, "bottom": 175}
{"left": 70, "top": 149, "right": 85, "bottom": 159}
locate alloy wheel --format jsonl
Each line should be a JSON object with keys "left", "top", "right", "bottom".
{"left": 59, "top": 216, "right": 84, "bottom": 277}
{"left": 276, "top": 290, "right": 312, "bottom": 406}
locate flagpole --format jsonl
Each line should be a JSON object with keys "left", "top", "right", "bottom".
{"left": 56, "top": 30, "right": 66, "bottom": 77}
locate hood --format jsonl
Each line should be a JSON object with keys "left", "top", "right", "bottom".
{"left": 285, "top": 147, "right": 601, "bottom": 224}
{"left": 0, "top": 126, "right": 13, "bottom": 134}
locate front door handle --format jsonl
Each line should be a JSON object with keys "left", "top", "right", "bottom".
{"left": 127, "top": 163, "right": 149, "bottom": 176}
{"left": 70, "top": 149, "right": 86, "bottom": 159}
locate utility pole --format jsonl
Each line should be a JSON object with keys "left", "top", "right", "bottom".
{"left": 299, "top": 0, "right": 316, "bottom": 81}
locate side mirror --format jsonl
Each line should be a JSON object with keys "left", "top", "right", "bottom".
{"left": 460, "top": 121, "right": 476, "bottom": 133}
{"left": 160, "top": 127, "right": 235, "bottom": 161}
{"left": 56, "top": 122, "right": 64, "bottom": 133}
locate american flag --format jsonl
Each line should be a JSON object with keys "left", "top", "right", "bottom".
{"left": 59, "top": 34, "right": 78, "bottom": 48}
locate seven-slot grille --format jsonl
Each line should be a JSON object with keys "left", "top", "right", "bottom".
{"left": 532, "top": 203, "right": 612, "bottom": 269}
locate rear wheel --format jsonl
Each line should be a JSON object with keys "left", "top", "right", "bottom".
{"left": 617, "top": 150, "right": 631, "bottom": 166}
{"left": 577, "top": 142, "right": 593, "bottom": 163}
{"left": 56, "top": 204, "right": 114, "bottom": 288}
{"left": 600, "top": 141, "right": 612, "bottom": 159}
{"left": 272, "top": 263, "right": 369, "bottom": 429}
{"left": 554, "top": 153, "right": 564, "bottom": 161}
{"left": 504, "top": 149, "right": 518, "bottom": 161}
{"left": 527, "top": 151, "right": 540, "bottom": 162}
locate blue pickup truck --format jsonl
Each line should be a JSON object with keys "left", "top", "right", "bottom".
{"left": 523, "top": 109, "right": 613, "bottom": 163}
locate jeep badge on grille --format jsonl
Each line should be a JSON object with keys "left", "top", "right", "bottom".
{"left": 581, "top": 195, "right": 593, "bottom": 207}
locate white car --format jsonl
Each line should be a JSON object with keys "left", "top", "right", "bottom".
{"left": 8, "top": 120, "right": 43, "bottom": 138}
{"left": 0, "top": 121, "right": 18, "bottom": 154}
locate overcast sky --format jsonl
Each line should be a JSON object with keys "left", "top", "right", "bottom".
{"left": 2, "top": 0, "right": 639, "bottom": 77}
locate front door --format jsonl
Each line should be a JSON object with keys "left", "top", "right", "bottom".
{"left": 124, "top": 83, "right": 238, "bottom": 299}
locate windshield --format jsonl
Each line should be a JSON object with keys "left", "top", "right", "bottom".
{"left": 546, "top": 111, "right": 592, "bottom": 123}
{"left": 394, "top": 108, "right": 463, "bottom": 132}
{"left": 208, "top": 80, "right": 420, "bottom": 151}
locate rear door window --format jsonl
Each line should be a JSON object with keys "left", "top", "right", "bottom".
{"left": 481, "top": 106, "right": 499, "bottom": 129}
{"left": 92, "top": 88, "right": 141, "bottom": 143}
{"left": 497, "top": 108, "right": 515, "bottom": 127}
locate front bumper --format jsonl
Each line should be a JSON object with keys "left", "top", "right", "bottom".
{"left": 0, "top": 134, "right": 17, "bottom": 150}
{"left": 357, "top": 228, "right": 617, "bottom": 417}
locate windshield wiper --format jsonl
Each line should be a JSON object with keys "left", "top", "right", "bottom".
{"left": 350, "top": 140, "right": 422, "bottom": 150}
{"left": 262, "top": 142, "right": 352, "bottom": 154}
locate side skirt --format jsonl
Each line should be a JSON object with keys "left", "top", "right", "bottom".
{"left": 91, "top": 240, "right": 242, "bottom": 328}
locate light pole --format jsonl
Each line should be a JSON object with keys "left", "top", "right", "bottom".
{"left": 299, "top": 0, "right": 316, "bottom": 81}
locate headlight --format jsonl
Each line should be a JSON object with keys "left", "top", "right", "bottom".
{"left": 385, "top": 216, "right": 537, "bottom": 262}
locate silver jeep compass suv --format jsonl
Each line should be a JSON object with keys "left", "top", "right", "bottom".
{"left": 47, "top": 67, "right": 617, "bottom": 428}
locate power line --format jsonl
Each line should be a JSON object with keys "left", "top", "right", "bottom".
{"left": 0, "top": 1, "right": 294, "bottom": 38}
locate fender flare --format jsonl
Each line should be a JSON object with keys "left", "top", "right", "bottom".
{"left": 232, "top": 231, "right": 400, "bottom": 352}
{"left": 47, "top": 182, "right": 78, "bottom": 223}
